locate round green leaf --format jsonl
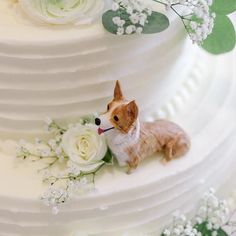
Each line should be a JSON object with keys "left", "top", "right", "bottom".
{"left": 142, "top": 12, "right": 170, "bottom": 34}
{"left": 201, "top": 14, "right": 236, "bottom": 54}
{"left": 102, "top": 10, "right": 119, "bottom": 35}
{"left": 210, "top": 0, "right": 236, "bottom": 15}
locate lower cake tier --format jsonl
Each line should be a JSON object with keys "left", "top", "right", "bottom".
{"left": 0, "top": 49, "right": 235, "bottom": 236}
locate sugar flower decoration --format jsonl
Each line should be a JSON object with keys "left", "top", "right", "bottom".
{"left": 19, "top": 0, "right": 110, "bottom": 25}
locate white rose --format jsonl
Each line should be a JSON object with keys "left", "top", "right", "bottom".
{"left": 62, "top": 124, "right": 107, "bottom": 172}
{"left": 19, "top": 0, "right": 111, "bottom": 25}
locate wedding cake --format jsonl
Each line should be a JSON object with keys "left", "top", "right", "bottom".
{"left": 0, "top": 0, "right": 235, "bottom": 236}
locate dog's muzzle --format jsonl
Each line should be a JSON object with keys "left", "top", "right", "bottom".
{"left": 95, "top": 117, "right": 115, "bottom": 135}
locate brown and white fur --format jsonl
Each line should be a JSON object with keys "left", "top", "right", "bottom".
{"left": 96, "top": 81, "right": 190, "bottom": 172}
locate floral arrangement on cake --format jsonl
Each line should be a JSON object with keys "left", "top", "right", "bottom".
{"left": 16, "top": 80, "right": 190, "bottom": 213}
{"left": 102, "top": 0, "right": 236, "bottom": 54}
{"left": 161, "top": 189, "right": 236, "bottom": 236}
{"left": 16, "top": 116, "right": 113, "bottom": 214}
{"left": 11, "top": 0, "right": 235, "bottom": 54}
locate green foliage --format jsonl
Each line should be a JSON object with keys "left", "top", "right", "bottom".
{"left": 102, "top": 10, "right": 169, "bottom": 35}
{"left": 210, "top": 0, "right": 236, "bottom": 15}
{"left": 102, "top": 10, "right": 119, "bottom": 34}
{"left": 201, "top": 14, "right": 236, "bottom": 54}
{"left": 195, "top": 222, "right": 228, "bottom": 236}
{"left": 103, "top": 148, "right": 113, "bottom": 164}
{"left": 142, "top": 12, "right": 169, "bottom": 34}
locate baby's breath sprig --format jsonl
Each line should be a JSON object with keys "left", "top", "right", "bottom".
{"left": 16, "top": 135, "right": 67, "bottom": 171}
{"left": 161, "top": 189, "right": 236, "bottom": 236}
{"left": 103, "top": 0, "right": 170, "bottom": 35}
{"left": 153, "top": 0, "right": 216, "bottom": 45}
{"left": 103, "top": 0, "right": 235, "bottom": 54}
{"left": 16, "top": 115, "right": 113, "bottom": 214}
{"left": 111, "top": 0, "right": 153, "bottom": 35}
{"left": 41, "top": 161, "right": 106, "bottom": 214}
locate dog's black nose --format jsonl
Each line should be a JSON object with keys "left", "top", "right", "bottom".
{"left": 95, "top": 118, "right": 101, "bottom": 126}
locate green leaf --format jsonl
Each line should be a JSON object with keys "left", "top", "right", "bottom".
{"left": 195, "top": 222, "right": 212, "bottom": 235}
{"left": 102, "top": 10, "right": 169, "bottom": 35}
{"left": 102, "top": 10, "right": 119, "bottom": 35}
{"left": 210, "top": 0, "right": 236, "bottom": 15}
{"left": 201, "top": 14, "right": 236, "bottom": 54}
{"left": 142, "top": 11, "right": 169, "bottom": 34}
{"left": 195, "top": 222, "right": 229, "bottom": 236}
{"left": 218, "top": 228, "right": 228, "bottom": 236}
{"left": 102, "top": 148, "right": 113, "bottom": 164}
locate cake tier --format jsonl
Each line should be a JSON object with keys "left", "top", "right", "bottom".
{"left": 0, "top": 48, "right": 235, "bottom": 236}
{"left": 0, "top": 0, "right": 199, "bottom": 139}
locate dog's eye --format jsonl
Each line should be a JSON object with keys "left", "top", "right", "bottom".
{"left": 107, "top": 104, "right": 110, "bottom": 111}
{"left": 114, "top": 115, "right": 119, "bottom": 122}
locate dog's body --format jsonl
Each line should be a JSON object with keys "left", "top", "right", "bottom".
{"left": 96, "top": 81, "right": 190, "bottom": 171}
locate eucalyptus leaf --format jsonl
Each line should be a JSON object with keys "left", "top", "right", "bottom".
{"left": 201, "top": 14, "right": 236, "bottom": 54}
{"left": 102, "top": 10, "right": 169, "bottom": 35}
{"left": 142, "top": 12, "right": 170, "bottom": 34}
{"left": 102, "top": 10, "right": 119, "bottom": 34}
{"left": 210, "top": 0, "right": 236, "bottom": 15}
{"left": 102, "top": 148, "right": 113, "bottom": 164}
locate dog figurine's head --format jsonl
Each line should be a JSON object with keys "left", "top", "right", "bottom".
{"left": 95, "top": 81, "right": 139, "bottom": 135}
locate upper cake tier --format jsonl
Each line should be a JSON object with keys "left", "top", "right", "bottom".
{"left": 0, "top": 1, "right": 196, "bottom": 139}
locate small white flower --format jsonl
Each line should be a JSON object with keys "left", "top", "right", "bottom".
{"left": 126, "top": 25, "right": 136, "bottom": 34}
{"left": 113, "top": 0, "right": 153, "bottom": 35}
{"left": 195, "top": 217, "right": 203, "bottom": 224}
{"left": 52, "top": 205, "right": 59, "bottom": 215}
{"left": 211, "top": 231, "right": 217, "bottom": 236}
{"left": 129, "top": 14, "right": 139, "bottom": 24}
{"left": 38, "top": 147, "right": 51, "bottom": 157}
{"left": 55, "top": 146, "right": 62, "bottom": 156}
{"left": 67, "top": 161, "right": 81, "bottom": 176}
{"left": 112, "top": 2, "right": 120, "bottom": 11}
{"left": 113, "top": 16, "right": 121, "bottom": 24}
{"left": 206, "top": 222, "right": 213, "bottom": 230}
{"left": 126, "top": 6, "right": 133, "bottom": 14}
{"left": 48, "top": 139, "right": 57, "bottom": 149}
{"left": 190, "top": 21, "right": 198, "bottom": 30}
{"left": 117, "top": 27, "right": 125, "bottom": 35}
{"left": 45, "top": 117, "right": 53, "bottom": 126}
{"left": 163, "top": 229, "right": 171, "bottom": 236}
{"left": 35, "top": 138, "right": 42, "bottom": 144}
{"left": 173, "top": 228, "right": 181, "bottom": 235}
{"left": 136, "top": 27, "right": 143, "bottom": 34}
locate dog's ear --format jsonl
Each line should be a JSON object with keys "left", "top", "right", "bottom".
{"left": 114, "top": 80, "right": 124, "bottom": 101}
{"left": 121, "top": 100, "right": 138, "bottom": 133}
{"left": 126, "top": 100, "right": 138, "bottom": 121}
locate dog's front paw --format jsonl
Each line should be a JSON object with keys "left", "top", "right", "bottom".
{"left": 127, "top": 156, "right": 139, "bottom": 174}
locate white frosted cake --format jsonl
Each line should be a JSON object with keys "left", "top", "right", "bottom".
{"left": 0, "top": 0, "right": 235, "bottom": 236}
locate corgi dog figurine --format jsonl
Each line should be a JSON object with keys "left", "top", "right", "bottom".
{"left": 95, "top": 81, "right": 190, "bottom": 172}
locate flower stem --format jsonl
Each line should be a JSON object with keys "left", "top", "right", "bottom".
{"left": 153, "top": 0, "right": 167, "bottom": 6}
